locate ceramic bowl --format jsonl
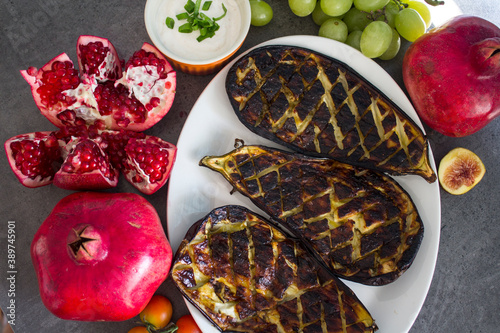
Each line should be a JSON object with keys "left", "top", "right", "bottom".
{"left": 145, "top": 0, "right": 251, "bottom": 75}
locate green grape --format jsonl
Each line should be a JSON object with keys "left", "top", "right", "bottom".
{"left": 405, "top": 0, "right": 431, "bottom": 28}
{"left": 376, "top": 1, "right": 399, "bottom": 28}
{"left": 395, "top": 8, "right": 426, "bottom": 42}
{"left": 319, "top": 18, "right": 348, "bottom": 43}
{"left": 378, "top": 28, "right": 401, "bottom": 60}
{"left": 342, "top": 7, "right": 372, "bottom": 32}
{"left": 312, "top": 1, "right": 333, "bottom": 25}
{"left": 289, "top": 0, "right": 317, "bottom": 17}
{"left": 249, "top": 0, "right": 273, "bottom": 26}
{"left": 320, "top": 0, "right": 353, "bottom": 17}
{"left": 360, "top": 21, "right": 392, "bottom": 58}
{"left": 346, "top": 30, "right": 363, "bottom": 50}
{"left": 353, "top": 0, "right": 390, "bottom": 12}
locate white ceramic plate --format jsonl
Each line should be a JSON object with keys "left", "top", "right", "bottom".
{"left": 166, "top": 36, "right": 441, "bottom": 333}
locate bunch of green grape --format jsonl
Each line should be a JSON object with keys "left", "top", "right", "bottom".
{"left": 287, "top": 0, "right": 435, "bottom": 60}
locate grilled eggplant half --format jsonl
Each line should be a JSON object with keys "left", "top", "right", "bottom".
{"left": 172, "top": 205, "right": 378, "bottom": 333}
{"left": 225, "top": 45, "right": 436, "bottom": 183}
{"left": 200, "top": 144, "right": 423, "bottom": 286}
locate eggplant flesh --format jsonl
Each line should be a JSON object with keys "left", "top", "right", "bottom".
{"left": 172, "top": 205, "right": 378, "bottom": 333}
{"left": 225, "top": 45, "right": 436, "bottom": 183}
{"left": 200, "top": 144, "right": 423, "bottom": 286}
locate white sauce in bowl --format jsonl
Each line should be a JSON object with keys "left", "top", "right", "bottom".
{"left": 156, "top": 0, "right": 242, "bottom": 62}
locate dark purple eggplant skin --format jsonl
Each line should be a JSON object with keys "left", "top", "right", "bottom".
{"left": 225, "top": 45, "right": 436, "bottom": 183}
{"left": 200, "top": 144, "right": 424, "bottom": 286}
{"left": 171, "top": 205, "right": 378, "bottom": 333}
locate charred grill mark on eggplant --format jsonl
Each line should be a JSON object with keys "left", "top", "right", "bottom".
{"left": 225, "top": 45, "right": 436, "bottom": 183}
{"left": 172, "top": 205, "right": 378, "bottom": 333}
{"left": 200, "top": 145, "right": 423, "bottom": 286}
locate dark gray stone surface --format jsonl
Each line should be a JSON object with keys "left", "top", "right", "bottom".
{"left": 0, "top": 0, "right": 498, "bottom": 332}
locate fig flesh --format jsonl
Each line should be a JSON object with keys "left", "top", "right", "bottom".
{"left": 403, "top": 15, "right": 500, "bottom": 137}
{"left": 438, "top": 147, "right": 485, "bottom": 195}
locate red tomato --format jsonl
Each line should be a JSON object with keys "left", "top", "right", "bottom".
{"left": 176, "top": 314, "right": 202, "bottom": 333}
{"left": 140, "top": 295, "right": 173, "bottom": 330}
{"left": 127, "top": 327, "right": 149, "bottom": 333}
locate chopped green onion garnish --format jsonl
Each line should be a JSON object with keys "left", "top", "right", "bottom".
{"left": 165, "top": 0, "right": 227, "bottom": 42}
{"left": 179, "top": 23, "right": 194, "bottom": 33}
{"left": 194, "top": 0, "right": 202, "bottom": 15}
{"left": 199, "top": 13, "right": 213, "bottom": 26}
{"left": 213, "top": 3, "right": 227, "bottom": 21}
{"left": 184, "top": 0, "right": 195, "bottom": 13}
{"left": 202, "top": 1, "right": 212, "bottom": 11}
{"left": 165, "top": 17, "right": 175, "bottom": 29}
{"left": 176, "top": 12, "right": 190, "bottom": 20}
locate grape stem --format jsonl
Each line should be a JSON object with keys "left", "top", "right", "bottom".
{"left": 363, "top": 0, "right": 444, "bottom": 26}
{"left": 424, "top": 0, "right": 445, "bottom": 5}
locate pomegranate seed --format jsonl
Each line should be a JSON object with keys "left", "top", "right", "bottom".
{"left": 132, "top": 175, "right": 143, "bottom": 183}
{"left": 150, "top": 97, "right": 160, "bottom": 107}
{"left": 117, "top": 118, "right": 131, "bottom": 127}
{"left": 26, "top": 66, "right": 37, "bottom": 76}
{"left": 151, "top": 171, "right": 162, "bottom": 181}
{"left": 81, "top": 152, "right": 92, "bottom": 161}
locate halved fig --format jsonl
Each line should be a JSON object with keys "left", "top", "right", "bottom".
{"left": 438, "top": 147, "right": 485, "bottom": 195}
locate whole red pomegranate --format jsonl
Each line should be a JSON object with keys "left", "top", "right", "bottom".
{"left": 403, "top": 15, "right": 500, "bottom": 137}
{"left": 21, "top": 35, "right": 176, "bottom": 132}
{"left": 31, "top": 192, "right": 173, "bottom": 321}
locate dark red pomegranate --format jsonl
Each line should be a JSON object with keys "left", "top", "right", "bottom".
{"left": 4, "top": 131, "right": 62, "bottom": 188}
{"left": 20, "top": 36, "right": 176, "bottom": 132}
{"left": 99, "top": 129, "right": 147, "bottom": 170}
{"left": 403, "top": 15, "right": 500, "bottom": 137}
{"left": 76, "top": 35, "right": 122, "bottom": 81}
{"left": 123, "top": 136, "right": 177, "bottom": 195}
{"left": 31, "top": 191, "right": 173, "bottom": 321}
{"left": 5, "top": 127, "right": 177, "bottom": 194}
{"left": 53, "top": 137, "right": 119, "bottom": 190}
{"left": 21, "top": 53, "right": 82, "bottom": 126}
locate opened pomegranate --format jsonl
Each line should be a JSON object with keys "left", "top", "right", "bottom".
{"left": 4, "top": 132, "right": 61, "bottom": 188}
{"left": 5, "top": 127, "right": 177, "bottom": 194}
{"left": 76, "top": 35, "right": 122, "bottom": 81}
{"left": 123, "top": 136, "right": 177, "bottom": 195}
{"left": 31, "top": 191, "right": 173, "bottom": 321}
{"left": 403, "top": 15, "right": 500, "bottom": 137}
{"left": 53, "top": 137, "right": 119, "bottom": 190}
{"left": 21, "top": 35, "right": 176, "bottom": 132}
